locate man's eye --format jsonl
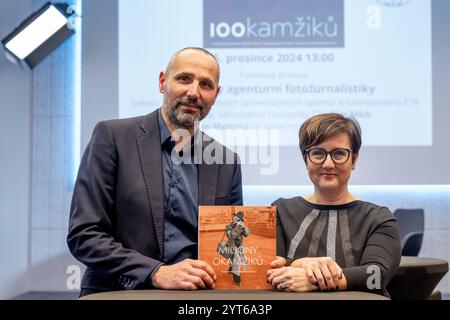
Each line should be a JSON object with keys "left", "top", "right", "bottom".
{"left": 201, "top": 82, "right": 213, "bottom": 89}
{"left": 177, "top": 76, "right": 191, "bottom": 82}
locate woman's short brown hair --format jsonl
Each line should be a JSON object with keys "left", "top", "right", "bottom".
{"left": 299, "top": 113, "right": 362, "bottom": 161}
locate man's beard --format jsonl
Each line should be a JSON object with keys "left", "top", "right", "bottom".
{"left": 166, "top": 100, "right": 207, "bottom": 129}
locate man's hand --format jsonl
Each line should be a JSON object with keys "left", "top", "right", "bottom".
{"left": 267, "top": 266, "right": 319, "bottom": 292}
{"left": 291, "top": 257, "right": 343, "bottom": 291}
{"left": 152, "top": 259, "right": 217, "bottom": 290}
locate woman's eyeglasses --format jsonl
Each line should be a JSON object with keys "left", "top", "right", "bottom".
{"left": 306, "top": 148, "right": 352, "bottom": 165}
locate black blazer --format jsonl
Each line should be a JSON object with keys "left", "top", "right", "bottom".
{"left": 67, "top": 110, "right": 243, "bottom": 292}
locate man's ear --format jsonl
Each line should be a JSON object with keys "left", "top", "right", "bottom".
{"left": 215, "top": 85, "right": 221, "bottom": 98}
{"left": 159, "top": 71, "right": 166, "bottom": 93}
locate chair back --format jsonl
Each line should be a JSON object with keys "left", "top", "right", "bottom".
{"left": 393, "top": 209, "right": 424, "bottom": 256}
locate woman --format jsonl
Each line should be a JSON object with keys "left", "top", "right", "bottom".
{"left": 267, "top": 113, "right": 401, "bottom": 296}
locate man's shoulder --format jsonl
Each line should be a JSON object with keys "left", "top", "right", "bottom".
{"left": 87, "top": 112, "right": 159, "bottom": 148}
{"left": 93, "top": 111, "right": 158, "bottom": 136}
{"left": 99, "top": 114, "right": 149, "bottom": 130}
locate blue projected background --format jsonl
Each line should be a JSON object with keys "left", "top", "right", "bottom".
{"left": 119, "top": 0, "right": 431, "bottom": 147}
{"left": 112, "top": 0, "right": 450, "bottom": 185}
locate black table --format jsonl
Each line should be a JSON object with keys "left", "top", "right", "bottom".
{"left": 387, "top": 256, "right": 448, "bottom": 299}
{"left": 80, "top": 257, "right": 448, "bottom": 300}
{"left": 80, "top": 290, "right": 388, "bottom": 300}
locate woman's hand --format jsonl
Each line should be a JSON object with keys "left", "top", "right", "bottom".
{"left": 267, "top": 266, "right": 319, "bottom": 292}
{"left": 269, "top": 256, "right": 286, "bottom": 269}
{"left": 291, "top": 257, "right": 343, "bottom": 291}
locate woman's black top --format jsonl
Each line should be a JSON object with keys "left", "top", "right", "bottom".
{"left": 274, "top": 196, "right": 401, "bottom": 295}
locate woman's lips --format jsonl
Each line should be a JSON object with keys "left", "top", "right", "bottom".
{"left": 320, "top": 173, "right": 337, "bottom": 177}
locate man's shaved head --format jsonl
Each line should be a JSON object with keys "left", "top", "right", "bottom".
{"left": 165, "top": 47, "right": 220, "bottom": 82}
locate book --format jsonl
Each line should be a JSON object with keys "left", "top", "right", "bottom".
{"left": 198, "top": 206, "right": 276, "bottom": 289}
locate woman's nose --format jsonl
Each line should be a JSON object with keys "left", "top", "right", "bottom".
{"left": 322, "top": 154, "right": 335, "bottom": 168}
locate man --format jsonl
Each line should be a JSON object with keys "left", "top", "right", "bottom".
{"left": 67, "top": 48, "right": 243, "bottom": 296}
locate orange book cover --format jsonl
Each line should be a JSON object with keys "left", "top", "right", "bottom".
{"left": 198, "top": 206, "right": 276, "bottom": 290}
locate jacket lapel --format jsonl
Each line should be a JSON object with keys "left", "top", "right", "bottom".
{"left": 136, "top": 110, "right": 164, "bottom": 259}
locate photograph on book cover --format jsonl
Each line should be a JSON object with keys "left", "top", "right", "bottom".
{"left": 198, "top": 206, "right": 276, "bottom": 289}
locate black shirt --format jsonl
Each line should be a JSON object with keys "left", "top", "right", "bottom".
{"left": 158, "top": 109, "right": 198, "bottom": 264}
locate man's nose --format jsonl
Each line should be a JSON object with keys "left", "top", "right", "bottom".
{"left": 186, "top": 82, "right": 199, "bottom": 99}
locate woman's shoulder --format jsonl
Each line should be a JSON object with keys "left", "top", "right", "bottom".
{"left": 354, "top": 200, "right": 391, "bottom": 212}
{"left": 272, "top": 196, "right": 296, "bottom": 204}
{"left": 353, "top": 200, "right": 395, "bottom": 221}
{"left": 272, "top": 196, "right": 302, "bottom": 205}
{"left": 272, "top": 196, "right": 311, "bottom": 213}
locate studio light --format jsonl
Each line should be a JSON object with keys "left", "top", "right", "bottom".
{"left": 1, "top": 2, "right": 76, "bottom": 68}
